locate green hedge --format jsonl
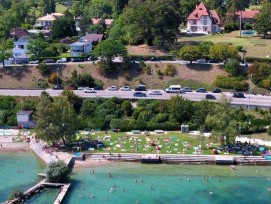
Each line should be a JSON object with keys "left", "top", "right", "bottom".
{"left": 214, "top": 75, "right": 249, "bottom": 91}
{"left": 125, "top": 55, "right": 173, "bottom": 61}
{"left": 245, "top": 57, "right": 271, "bottom": 63}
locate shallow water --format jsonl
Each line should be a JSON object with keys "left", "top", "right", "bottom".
{"left": 0, "top": 150, "right": 45, "bottom": 202}
{"left": 24, "top": 188, "right": 59, "bottom": 204}
{"left": 64, "top": 162, "right": 271, "bottom": 204}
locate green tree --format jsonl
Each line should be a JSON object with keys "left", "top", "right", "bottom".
{"left": 268, "top": 124, "right": 271, "bottom": 136}
{"left": 92, "top": 39, "right": 127, "bottom": 63}
{"left": 8, "top": 188, "right": 24, "bottom": 201}
{"left": 51, "top": 13, "right": 77, "bottom": 39}
{"left": 0, "top": 39, "right": 13, "bottom": 67}
{"left": 46, "top": 161, "right": 69, "bottom": 183}
{"left": 35, "top": 93, "right": 78, "bottom": 144}
{"left": 255, "top": 2, "right": 271, "bottom": 38}
{"left": 205, "top": 95, "right": 239, "bottom": 144}
{"left": 121, "top": 100, "right": 133, "bottom": 116}
{"left": 179, "top": 45, "right": 202, "bottom": 64}
{"left": 40, "top": 0, "right": 56, "bottom": 16}
{"left": 26, "top": 37, "right": 49, "bottom": 61}
{"left": 209, "top": 44, "right": 238, "bottom": 61}
{"left": 224, "top": 58, "right": 240, "bottom": 76}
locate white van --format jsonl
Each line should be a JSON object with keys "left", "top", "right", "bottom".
{"left": 165, "top": 85, "right": 182, "bottom": 93}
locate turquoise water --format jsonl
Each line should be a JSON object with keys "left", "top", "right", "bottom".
{"left": 241, "top": 30, "right": 256, "bottom": 35}
{"left": 0, "top": 130, "right": 12, "bottom": 136}
{"left": 24, "top": 188, "right": 59, "bottom": 204}
{"left": 65, "top": 162, "right": 271, "bottom": 204}
{"left": 0, "top": 150, "right": 45, "bottom": 202}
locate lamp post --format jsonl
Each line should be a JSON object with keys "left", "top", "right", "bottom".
{"left": 57, "top": 68, "right": 59, "bottom": 96}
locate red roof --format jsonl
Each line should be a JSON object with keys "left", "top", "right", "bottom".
{"left": 235, "top": 10, "right": 259, "bottom": 19}
{"left": 92, "top": 18, "right": 113, "bottom": 25}
{"left": 187, "top": 2, "right": 209, "bottom": 20}
{"left": 187, "top": 2, "right": 221, "bottom": 25}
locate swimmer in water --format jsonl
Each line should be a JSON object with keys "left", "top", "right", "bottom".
{"left": 141, "top": 179, "right": 144, "bottom": 183}
{"left": 122, "top": 188, "right": 125, "bottom": 191}
{"left": 187, "top": 177, "right": 190, "bottom": 181}
{"left": 110, "top": 187, "right": 114, "bottom": 192}
{"left": 108, "top": 172, "right": 112, "bottom": 177}
{"left": 135, "top": 179, "right": 138, "bottom": 183}
{"left": 105, "top": 196, "right": 108, "bottom": 200}
{"left": 136, "top": 201, "right": 140, "bottom": 204}
{"left": 210, "top": 191, "right": 213, "bottom": 195}
{"left": 149, "top": 185, "right": 153, "bottom": 190}
{"left": 218, "top": 178, "right": 221, "bottom": 182}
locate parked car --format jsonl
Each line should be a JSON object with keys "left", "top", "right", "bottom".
{"left": 94, "top": 86, "right": 103, "bottom": 90}
{"left": 133, "top": 92, "right": 147, "bottom": 97}
{"left": 196, "top": 88, "right": 207, "bottom": 93}
{"left": 71, "top": 58, "right": 84, "bottom": 62}
{"left": 52, "top": 85, "right": 64, "bottom": 90}
{"left": 44, "top": 59, "right": 55, "bottom": 63}
{"left": 88, "top": 56, "right": 98, "bottom": 61}
{"left": 84, "top": 88, "right": 96, "bottom": 93}
{"left": 67, "top": 83, "right": 78, "bottom": 90}
{"left": 107, "top": 86, "right": 118, "bottom": 91}
{"left": 57, "top": 58, "right": 67, "bottom": 63}
{"left": 205, "top": 94, "right": 216, "bottom": 100}
{"left": 182, "top": 87, "right": 192, "bottom": 92}
{"left": 197, "top": 59, "right": 207, "bottom": 63}
{"left": 212, "top": 88, "right": 221, "bottom": 93}
{"left": 120, "top": 86, "right": 131, "bottom": 91}
{"left": 15, "top": 60, "right": 29, "bottom": 64}
{"left": 135, "top": 56, "right": 144, "bottom": 61}
{"left": 149, "top": 90, "right": 162, "bottom": 95}
{"left": 29, "top": 60, "right": 39, "bottom": 64}
{"left": 135, "top": 84, "right": 146, "bottom": 91}
{"left": 233, "top": 92, "right": 246, "bottom": 98}
{"left": 208, "top": 59, "right": 218, "bottom": 63}
{"left": 78, "top": 86, "right": 89, "bottom": 90}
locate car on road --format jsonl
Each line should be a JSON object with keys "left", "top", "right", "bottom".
{"left": 196, "top": 88, "right": 207, "bottom": 93}
{"left": 120, "top": 86, "right": 131, "bottom": 91}
{"left": 88, "top": 56, "right": 98, "bottom": 61}
{"left": 57, "top": 58, "right": 67, "bottom": 63}
{"left": 53, "top": 85, "right": 64, "bottom": 90}
{"left": 181, "top": 87, "right": 192, "bottom": 92}
{"left": 107, "top": 86, "right": 118, "bottom": 91}
{"left": 71, "top": 58, "right": 84, "bottom": 62}
{"left": 212, "top": 88, "right": 221, "bottom": 93}
{"left": 233, "top": 92, "right": 245, "bottom": 98}
{"left": 205, "top": 94, "right": 216, "bottom": 100}
{"left": 197, "top": 59, "right": 207, "bottom": 63}
{"left": 149, "top": 57, "right": 160, "bottom": 61}
{"left": 84, "top": 88, "right": 96, "bottom": 93}
{"left": 15, "top": 60, "right": 29, "bottom": 64}
{"left": 208, "top": 59, "right": 218, "bottom": 63}
{"left": 165, "top": 85, "right": 182, "bottom": 93}
{"left": 133, "top": 92, "right": 147, "bottom": 97}
{"left": 78, "top": 86, "right": 89, "bottom": 90}
{"left": 44, "top": 59, "right": 55, "bottom": 63}
{"left": 149, "top": 90, "right": 162, "bottom": 95}
{"left": 94, "top": 86, "right": 103, "bottom": 90}
{"left": 67, "top": 83, "right": 78, "bottom": 90}
{"left": 29, "top": 60, "right": 39, "bottom": 64}
{"left": 135, "top": 84, "right": 146, "bottom": 91}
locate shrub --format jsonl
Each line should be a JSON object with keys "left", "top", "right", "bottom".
{"left": 46, "top": 161, "right": 69, "bottom": 183}
{"left": 36, "top": 63, "right": 50, "bottom": 76}
{"left": 144, "top": 65, "right": 152, "bottom": 75}
{"left": 48, "top": 72, "right": 58, "bottom": 84}
{"left": 214, "top": 75, "right": 248, "bottom": 91}
{"left": 243, "top": 23, "right": 253, "bottom": 30}
{"left": 97, "top": 60, "right": 113, "bottom": 76}
{"left": 224, "top": 58, "right": 240, "bottom": 76}
{"left": 268, "top": 125, "right": 271, "bottom": 136}
{"left": 236, "top": 45, "right": 243, "bottom": 52}
{"left": 8, "top": 188, "right": 24, "bottom": 200}
{"left": 224, "top": 22, "right": 239, "bottom": 33}
{"left": 156, "top": 69, "right": 164, "bottom": 79}
{"left": 164, "top": 64, "right": 176, "bottom": 77}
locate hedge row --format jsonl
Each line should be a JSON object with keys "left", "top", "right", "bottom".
{"left": 245, "top": 57, "right": 271, "bottom": 63}
{"left": 125, "top": 55, "right": 174, "bottom": 61}
{"left": 214, "top": 75, "right": 249, "bottom": 91}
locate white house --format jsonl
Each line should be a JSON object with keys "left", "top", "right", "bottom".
{"left": 16, "top": 111, "right": 35, "bottom": 128}
{"left": 187, "top": 2, "right": 221, "bottom": 35}
{"left": 70, "top": 39, "right": 92, "bottom": 57}
{"left": 12, "top": 37, "right": 30, "bottom": 63}
{"left": 35, "top": 13, "right": 64, "bottom": 29}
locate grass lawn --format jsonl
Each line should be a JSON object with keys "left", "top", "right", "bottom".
{"left": 178, "top": 31, "right": 271, "bottom": 58}
{"left": 76, "top": 131, "right": 216, "bottom": 155}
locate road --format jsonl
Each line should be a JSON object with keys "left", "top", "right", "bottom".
{"left": 0, "top": 89, "right": 270, "bottom": 108}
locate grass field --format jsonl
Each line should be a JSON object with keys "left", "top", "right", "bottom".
{"left": 178, "top": 31, "right": 271, "bottom": 58}
{"left": 76, "top": 131, "right": 215, "bottom": 155}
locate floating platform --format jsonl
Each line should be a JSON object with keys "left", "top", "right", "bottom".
{"left": 141, "top": 154, "right": 161, "bottom": 163}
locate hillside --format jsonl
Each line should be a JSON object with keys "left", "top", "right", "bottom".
{"left": 0, "top": 63, "right": 227, "bottom": 90}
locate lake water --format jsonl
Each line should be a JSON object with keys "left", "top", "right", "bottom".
{"left": 64, "top": 162, "right": 271, "bottom": 204}
{"left": 0, "top": 150, "right": 45, "bottom": 203}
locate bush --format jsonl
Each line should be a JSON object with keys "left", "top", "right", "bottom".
{"left": 48, "top": 72, "right": 58, "bottom": 84}
{"left": 224, "top": 22, "right": 239, "bottom": 33}
{"left": 236, "top": 45, "right": 243, "bottom": 52}
{"left": 245, "top": 57, "right": 271, "bottom": 63}
{"left": 164, "top": 64, "right": 176, "bottom": 77}
{"left": 8, "top": 188, "right": 24, "bottom": 200}
{"left": 224, "top": 58, "right": 240, "bottom": 76}
{"left": 36, "top": 63, "right": 50, "bottom": 76}
{"left": 144, "top": 65, "right": 152, "bottom": 75}
{"left": 243, "top": 23, "right": 253, "bottom": 30}
{"left": 46, "top": 161, "right": 69, "bottom": 183}
{"left": 214, "top": 75, "right": 248, "bottom": 91}
{"left": 97, "top": 60, "right": 113, "bottom": 76}
{"left": 156, "top": 69, "right": 164, "bottom": 79}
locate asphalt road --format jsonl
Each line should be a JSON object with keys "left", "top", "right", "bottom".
{"left": 0, "top": 89, "right": 270, "bottom": 108}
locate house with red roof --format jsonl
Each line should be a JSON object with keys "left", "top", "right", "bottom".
{"left": 186, "top": 2, "right": 221, "bottom": 34}
{"left": 235, "top": 10, "right": 259, "bottom": 24}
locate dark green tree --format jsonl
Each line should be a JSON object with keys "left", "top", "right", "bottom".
{"left": 224, "top": 58, "right": 240, "bottom": 76}
{"left": 26, "top": 37, "right": 49, "bottom": 61}
{"left": 0, "top": 39, "right": 13, "bottom": 67}
{"left": 121, "top": 100, "right": 133, "bottom": 116}
{"left": 255, "top": 2, "right": 271, "bottom": 38}
{"left": 40, "top": 0, "right": 56, "bottom": 16}
{"left": 51, "top": 13, "right": 77, "bottom": 39}
{"left": 209, "top": 44, "right": 238, "bottom": 61}
{"left": 46, "top": 161, "right": 69, "bottom": 183}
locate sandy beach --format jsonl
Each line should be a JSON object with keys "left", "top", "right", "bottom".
{"left": 74, "top": 159, "right": 113, "bottom": 168}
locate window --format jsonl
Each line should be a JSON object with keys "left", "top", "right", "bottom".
{"left": 203, "top": 20, "right": 207, "bottom": 25}
{"left": 18, "top": 45, "right": 24, "bottom": 49}
{"left": 193, "top": 20, "right": 197, "bottom": 25}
